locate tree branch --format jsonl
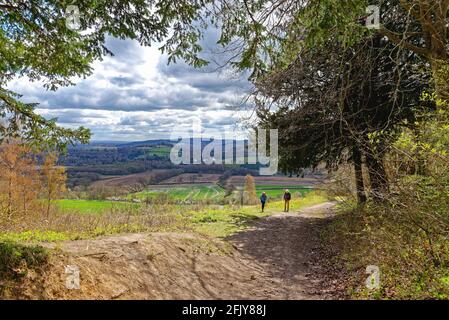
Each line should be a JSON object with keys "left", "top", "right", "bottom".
{"left": 399, "top": 0, "right": 439, "bottom": 35}
{"left": 379, "top": 27, "right": 431, "bottom": 57}
{"left": 443, "top": 0, "right": 449, "bottom": 13}
{"left": 440, "top": 0, "right": 449, "bottom": 20}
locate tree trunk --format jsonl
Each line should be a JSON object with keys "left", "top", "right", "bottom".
{"left": 7, "top": 176, "right": 13, "bottom": 217}
{"left": 431, "top": 57, "right": 449, "bottom": 102}
{"left": 23, "top": 190, "right": 27, "bottom": 214}
{"left": 429, "top": 27, "right": 448, "bottom": 102}
{"left": 365, "top": 150, "right": 389, "bottom": 202}
{"left": 353, "top": 145, "right": 367, "bottom": 205}
{"left": 46, "top": 193, "right": 51, "bottom": 218}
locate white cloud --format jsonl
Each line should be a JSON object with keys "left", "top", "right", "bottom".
{"left": 8, "top": 35, "right": 253, "bottom": 141}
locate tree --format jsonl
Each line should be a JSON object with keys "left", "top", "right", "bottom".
{"left": 0, "top": 0, "right": 212, "bottom": 149}
{"left": 255, "top": 35, "right": 432, "bottom": 203}
{"left": 17, "top": 149, "right": 41, "bottom": 215}
{"left": 137, "top": 1, "right": 448, "bottom": 103}
{"left": 41, "top": 153, "right": 67, "bottom": 217}
{"left": 243, "top": 174, "right": 258, "bottom": 205}
{"left": 248, "top": 0, "right": 449, "bottom": 100}
{"left": 376, "top": 0, "right": 449, "bottom": 101}
{"left": 0, "top": 140, "right": 40, "bottom": 219}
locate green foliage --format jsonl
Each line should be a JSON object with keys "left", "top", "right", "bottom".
{"left": 0, "top": 89, "right": 91, "bottom": 151}
{"left": 325, "top": 89, "right": 449, "bottom": 299}
{"left": 0, "top": 0, "right": 212, "bottom": 149}
{"left": 392, "top": 90, "right": 449, "bottom": 176}
{"left": 0, "top": 230, "right": 70, "bottom": 243}
{"left": 1, "top": 0, "right": 446, "bottom": 151}
{"left": 0, "top": 241, "right": 48, "bottom": 284}
{"left": 256, "top": 35, "right": 430, "bottom": 183}
{"left": 0, "top": 0, "right": 200, "bottom": 88}
{"left": 326, "top": 199, "right": 449, "bottom": 299}
{"left": 172, "top": 0, "right": 371, "bottom": 78}
{"left": 300, "top": 0, "right": 368, "bottom": 48}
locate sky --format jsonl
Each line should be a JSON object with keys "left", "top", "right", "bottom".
{"left": 8, "top": 33, "right": 253, "bottom": 142}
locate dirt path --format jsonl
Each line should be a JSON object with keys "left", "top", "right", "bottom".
{"left": 227, "top": 201, "right": 338, "bottom": 299}
{"left": 10, "top": 202, "right": 339, "bottom": 300}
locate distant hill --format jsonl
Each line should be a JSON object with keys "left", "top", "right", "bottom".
{"left": 115, "top": 139, "right": 174, "bottom": 148}
{"left": 62, "top": 138, "right": 281, "bottom": 188}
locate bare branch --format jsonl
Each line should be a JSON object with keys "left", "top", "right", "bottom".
{"left": 379, "top": 27, "right": 431, "bottom": 57}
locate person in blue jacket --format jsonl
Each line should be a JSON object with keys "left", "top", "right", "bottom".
{"left": 260, "top": 192, "right": 267, "bottom": 212}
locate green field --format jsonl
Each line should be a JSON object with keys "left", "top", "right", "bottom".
{"left": 55, "top": 184, "right": 315, "bottom": 214}
{"left": 255, "top": 185, "right": 314, "bottom": 198}
{"left": 130, "top": 185, "right": 226, "bottom": 202}
{"left": 128, "top": 184, "right": 314, "bottom": 202}
{"left": 55, "top": 199, "right": 140, "bottom": 214}
{"left": 148, "top": 146, "right": 171, "bottom": 157}
{"left": 4, "top": 191, "right": 328, "bottom": 243}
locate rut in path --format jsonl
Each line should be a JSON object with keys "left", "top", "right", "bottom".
{"left": 8, "top": 202, "right": 338, "bottom": 300}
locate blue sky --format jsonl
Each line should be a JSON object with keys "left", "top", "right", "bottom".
{"left": 8, "top": 34, "right": 253, "bottom": 141}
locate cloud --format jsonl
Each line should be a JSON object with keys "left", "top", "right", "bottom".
{"left": 8, "top": 34, "right": 253, "bottom": 141}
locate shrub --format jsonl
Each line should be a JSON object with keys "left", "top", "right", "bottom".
{"left": 0, "top": 241, "right": 48, "bottom": 288}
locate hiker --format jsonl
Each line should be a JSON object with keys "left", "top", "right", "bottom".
{"left": 283, "top": 189, "right": 291, "bottom": 212}
{"left": 260, "top": 192, "right": 267, "bottom": 212}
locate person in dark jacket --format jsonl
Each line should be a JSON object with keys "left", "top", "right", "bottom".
{"left": 260, "top": 192, "right": 267, "bottom": 212}
{"left": 283, "top": 189, "right": 291, "bottom": 212}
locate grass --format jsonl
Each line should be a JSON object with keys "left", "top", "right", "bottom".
{"left": 323, "top": 203, "right": 449, "bottom": 300}
{"left": 187, "top": 191, "right": 329, "bottom": 238}
{"left": 255, "top": 185, "right": 314, "bottom": 198}
{"left": 148, "top": 146, "right": 171, "bottom": 157}
{"left": 263, "top": 191, "right": 328, "bottom": 212}
{"left": 0, "top": 208, "right": 185, "bottom": 243}
{"left": 1, "top": 191, "right": 328, "bottom": 244}
{"left": 0, "top": 230, "right": 71, "bottom": 242}
{"left": 55, "top": 199, "right": 140, "bottom": 214}
{"left": 188, "top": 207, "right": 271, "bottom": 238}
{"left": 0, "top": 241, "right": 48, "bottom": 295}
